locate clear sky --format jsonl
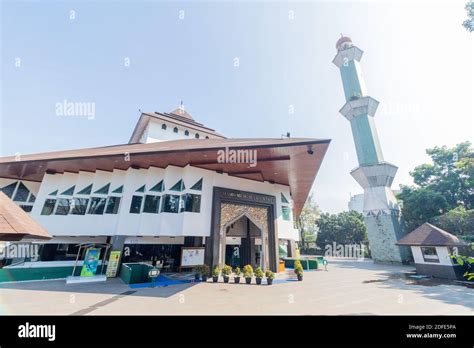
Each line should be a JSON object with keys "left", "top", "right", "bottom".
{"left": 1, "top": 0, "right": 473, "bottom": 213}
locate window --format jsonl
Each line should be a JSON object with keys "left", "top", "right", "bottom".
{"left": 20, "top": 205, "right": 33, "bottom": 213}
{"left": 60, "top": 185, "right": 75, "bottom": 196}
{"left": 55, "top": 199, "right": 71, "bottom": 215}
{"left": 1, "top": 182, "right": 17, "bottom": 198}
{"left": 281, "top": 193, "right": 289, "bottom": 204}
{"left": 77, "top": 184, "right": 93, "bottom": 195}
{"left": 130, "top": 195, "right": 143, "bottom": 214}
{"left": 49, "top": 190, "right": 58, "bottom": 196}
{"left": 170, "top": 179, "right": 185, "bottom": 192}
{"left": 195, "top": 133, "right": 200, "bottom": 139}
{"left": 71, "top": 198, "right": 89, "bottom": 215}
{"left": 205, "top": 136, "right": 209, "bottom": 139}
{"left": 28, "top": 194, "right": 36, "bottom": 203}
{"left": 150, "top": 180, "right": 164, "bottom": 192}
{"left": 184, "top": 130, "right": 189, "bottom": 136}
{"left": 136, "top": 185, "right": 146, "bottom": 193}
{"left": 143, "top": 195, "right": 160, "bottom": 214}
{"left": 105, "top": 196, "right": 121, "bottom": 214}
{"left": 190, "top": 178, "right": 202, "bottom": 191}
{"left": 282, "top": 206, "right": 291, "bottom": 221}
{"left": 421, "top": 247, "right": 440, "bottom": 263}
{"left": 94, "top": 183, "right": 110, "bottom": 195}
{"left": 13, "top": 182, "right": 30, "bottom": 202}
{"left": 161, "top": 124, "right": 167, "bottom": 130}
{"left": 88, "top": 197, "right": 107, "bottom": 215}
{"left": 181, "top": 194, "right": 201, "bottom": 213}
{"left": 41, "top": 199, "right": 56, "bottom": 215}
{"left": 173, "top": 127, "right": 178, "bottom": 133}
{"left": 161, "top": 194, "right": 180, "bottom": 213}
{"left": 112, "top": 185, "right": 123, "bottom": 194}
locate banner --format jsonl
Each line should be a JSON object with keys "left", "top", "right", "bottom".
{"left": 80, "top": 248, "right": 101, "bottom": 277}
{"left": 105, "top": 250, "right": 121, "bottom": 278}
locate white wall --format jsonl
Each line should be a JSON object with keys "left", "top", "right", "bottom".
{"left": 28, "top": 164, "right": 299, "bottom": 242}
{"left": 144, "top": 119, "right": 221, "bottom": 143}
{"left": 411, "top": 246, "right": 453, "bottom": 266}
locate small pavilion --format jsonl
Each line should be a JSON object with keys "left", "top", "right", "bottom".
{"left": 396, "top": 223, "right": 468, "bottom": 280}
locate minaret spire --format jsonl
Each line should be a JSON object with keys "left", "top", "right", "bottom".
{"left": 333, "top": 36, "right": 409, "bottom": 263}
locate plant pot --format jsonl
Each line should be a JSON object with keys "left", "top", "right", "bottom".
{"left": 223, "top": 276, "right": 229, "bottom": 283}
{"left": 245, "top": 277, "right": 252, "bottom": 284}
{"left": 201, "top": 275, "right": 208, "bottom": 282}
{"left": 234, "top": 277, "right": 240, "bottom": 284}
{"left": 297, "top": 274, "right": 303, "bottom": 281}
{"left": 194, "top": 274, "right": 200, "bottom": 281}
{"left": 256, "top": 277, "right": 262, "bottom": 285}
{"left": 212, "top": 276, "right": 219, "bottom": 283}
{"left": 267, "top": 278, "right": 273, "bottom": 285}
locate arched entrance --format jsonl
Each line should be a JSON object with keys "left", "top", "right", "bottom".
{"left": 206, "top": 187, "right": 278, "bottom": 272}
{"left": 222, "top": 211, "right": 266, "bottom": 269}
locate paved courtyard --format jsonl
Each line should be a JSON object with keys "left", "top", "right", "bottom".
{"left": 0, "top": 259, "right": 473, "bottom": 315}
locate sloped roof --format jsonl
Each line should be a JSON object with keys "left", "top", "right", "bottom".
{"left": 0, "top": 137, "right": 330, "bottom": 217}
{"left": 396, "top": 223, "right": 467, "bottom": 247}
{"left": 0, "top": 192, "right": 52, "bottom": 241}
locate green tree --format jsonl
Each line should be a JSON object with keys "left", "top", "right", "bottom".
{"left": 398, "top": 141, "right": 474, "bottom": 233}
{"left": 315, "top": 211, "right": 367, "bottom": 250}
{"left": 297, "top": 193, "right": 320, "bottom": 247}
{"left": 463, "top": 1, "right": 474, "bottom": 32}
{"left": 433, "top": 206, "right": 474, "bottom": 237}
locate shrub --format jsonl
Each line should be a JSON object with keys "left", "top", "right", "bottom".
{"left": 294, "top": 259, "right": 304, "bottom": 276}
{"left": 265, "top": 270, "right": 275, "bottom": 280}
{"left": 243, "top": 264, "right": 254, "bottom": 278}
{"left": 255, "top": 266, "right": 264, "bottom": 278}
{"left": 222, "top": 265, "right": 232, "bottom": 277}
{"left": 212, "top": 265, "right": 221, "bottom": 277}
{"left": 233, "top": 266, "right": 241, "bottom": 276}
{"left": 195, "top": 264, "right": 209, "bottom": 276}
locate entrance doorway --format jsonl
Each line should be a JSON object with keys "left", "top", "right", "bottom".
{"left": 224, "top": 215, "right": 263, "bottom": 269}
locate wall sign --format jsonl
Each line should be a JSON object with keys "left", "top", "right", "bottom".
{"left": 105, "top": 250, "right": 122, "bottom": 278}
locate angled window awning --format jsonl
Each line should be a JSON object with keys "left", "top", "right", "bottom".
{"left": 61, "top": 185, "right": 75, "bottom": 196}
{"left": 190, "top": 178, "right": 203, "bottom": 191}
{"left": 77, "top": 184, "right": 93, "bottom": 195}
{"left": 112, "top": 185, "right": 124, "bottom": 194}
{"left": 94, "top": 183, "right": 110, "bottom": 195}
{"left": 150, "top": 180, "right": 164, "bottom": 192}
{"left": 170, "top": 179, "right": 185, "bottom": 192}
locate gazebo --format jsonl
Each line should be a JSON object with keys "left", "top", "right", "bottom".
{"left": 396, "top": 223, "right": 468, "bottom": 280}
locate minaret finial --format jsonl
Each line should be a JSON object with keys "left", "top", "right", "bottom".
{"left": 179, "top": 101, "right": 184, "bottom": 113}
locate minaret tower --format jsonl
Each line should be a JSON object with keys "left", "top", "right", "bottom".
{"left": 332, "top": 35, "right": 409, "bottom": 263}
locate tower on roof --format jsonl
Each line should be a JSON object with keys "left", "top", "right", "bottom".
{"left": 128, "top": 105, "right": 226, "bottom": 144}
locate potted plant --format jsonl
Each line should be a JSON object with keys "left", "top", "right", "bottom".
{"left": 233, "top": 266, "right": 241, "bottom": 284}
{"left": 294, "top": 259, "right": 304, "bottom": 281}
{"left": 243, "top": 264, "right": 253, "bottom": 284}
{"left": 193, "top": 266, "right": 201, "bottom": 281}
{"left": 212, "top": 265, "right": 220, "bottom": 283}
{"left": 255, "top": 266, "right": 264, "bottom": 285}
{"left": 222, "top": 265, "right": 232, "bottom": 283}
{"left": 265, "top": 270, "right": 275, "bottom": 285}
{"left": 200, "top": 264, "right": 210, "bottom": 282}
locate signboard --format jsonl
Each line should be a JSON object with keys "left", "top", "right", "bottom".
{"left": 80, "top": 248, "right": 101, "bottom": 277}
{"left": 105, "top": 250, "right": 122, "bottom": 278}
{"left": 180, "top": 247, "right": 205, "bottom": 267}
